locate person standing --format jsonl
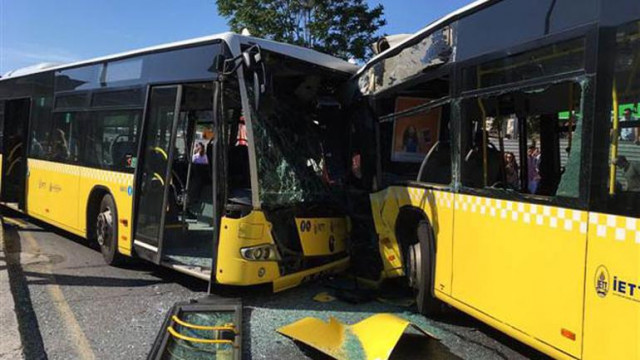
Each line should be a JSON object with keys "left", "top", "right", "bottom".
{"left": 192, "top": 142, "right": 208, "bottom": 164}
{"left": 620, "top": 108, "right": 638, "bottom": 142}
{"left": 613, "top": 155, "right": 640, "bottom": 191}
{"left": 504, "top": 152, "right": 520, "bottom": 190}
{"left": 527, "top": 145, "right": 541, "bottom": 194}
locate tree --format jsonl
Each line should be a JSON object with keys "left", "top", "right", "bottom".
{"left": 216, "top": 0, "right": 386, "bottom": 61}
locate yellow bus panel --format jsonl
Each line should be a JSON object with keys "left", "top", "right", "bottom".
{"left": 370, "top": 186, "right": 455, "bottom": 295}
{"left": 78, "top": 167, "right": 134, "bottom": 256}
{"left": 27, "top": 159, "right": 134, "bottom": 255}
{"left": 216, "top": 211, "right": 281, "bottom": 286}
{"left": 295, "top": 217, "right": 348, "bottom": 256}
{"left": 583, "top": 213, "right": 640, "bottom": 360}
{"left": 216, "top": 210, "right": 350, "bottom": 291}
{"left": 26, "top": 159, "right": 49, "bottom": 218}
{"left": 451, "top": 194, "right": 587, "bottom": 358}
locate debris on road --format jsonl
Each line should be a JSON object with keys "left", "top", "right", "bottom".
{"left": 277, "top": 313, "right": 437, "bottom": 360}
{"left": 313, "top": 292, "right": 336, "bottom": 303}
{"left": 148, "top": 296, "right": 242, "bottom": 360}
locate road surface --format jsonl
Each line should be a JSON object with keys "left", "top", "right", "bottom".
{"left": 0, "top": 209, "right": 550, "bottom": 360}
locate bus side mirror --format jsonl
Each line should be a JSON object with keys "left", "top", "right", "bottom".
{"left": 221, "top": 45, "right": 267, "bottom": 110}
{"left": 243, "top": 46, "right": 266, "bottom": 110}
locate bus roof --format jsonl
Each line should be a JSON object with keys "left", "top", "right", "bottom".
{"left": 356, "top": 0, "right": 491, "bottom": 77}
{"left": 1, "top": 32, "right": 358, "bottom": 81}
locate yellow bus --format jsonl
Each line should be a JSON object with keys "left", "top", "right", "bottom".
{"left": 0, "top": 33, "right": 356, "bottom": 291}
{"left": 355, "top": 0, "right": 640, "bottom": 358}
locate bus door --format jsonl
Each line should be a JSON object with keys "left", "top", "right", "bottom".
{"left": 1, "top": 98, "right": 30, "bottom": 210}
{"left": 133, "top": 86, "right": 183, "bottom": 263}
{"left": 133, "top": 83, "right": 217, "bottom": 269}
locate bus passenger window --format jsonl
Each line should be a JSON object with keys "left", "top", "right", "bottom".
{"left": 79, "top": 110, "right": 141, "bottom": 172}
{"left": 608, "top": 20, "right": 640, "bottom": 202}
{"left": 378, "top": 99, "right": 451, "bottom": 186}
{"left": 461, "top": 81, "right": 584, "bottom": 198}
{"left": 50, "top": 112, "right": 82, "bottom": 163}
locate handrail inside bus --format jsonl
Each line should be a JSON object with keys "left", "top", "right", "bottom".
{"left": 609, "top": 81, "right": 620, "bottom": 195}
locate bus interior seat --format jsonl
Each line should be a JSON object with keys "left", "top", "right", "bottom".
{"left": 111, "top": 141, "right": 135, "bottom": 168}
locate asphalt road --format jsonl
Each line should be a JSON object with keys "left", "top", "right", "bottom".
{"left": 1, "top": 208, "right": 551, "bottom": 360}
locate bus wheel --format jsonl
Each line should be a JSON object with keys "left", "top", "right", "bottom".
{"left": 409, "top": 220, "right": 442, "bottom": 316}
{"left": 96, "top": 194, "right": 123, "bottom": 265}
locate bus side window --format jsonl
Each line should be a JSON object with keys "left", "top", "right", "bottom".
{"left": 50, "top": 112, "right": 82, "bottom": 163}
{"left": 604, "top": 20, "right": 640, "bottom": 216}
{"left": 417, "top": 104, "right": 451, "bottom": 185}
{"left": 80, "top": 110, "right": 141, "bottom": 172}
{"left": 461, "top": 81, "right": 583, "bottom": 198}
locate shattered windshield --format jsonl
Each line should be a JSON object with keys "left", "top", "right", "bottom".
{"left": 244, "top": 52, "right": 346, "bottom": 207}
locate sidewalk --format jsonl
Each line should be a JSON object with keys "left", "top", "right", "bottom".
{"left": 0, "top": 218, "right": 24, "bottom": 360}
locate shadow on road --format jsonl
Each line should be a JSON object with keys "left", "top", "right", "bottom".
{"left": 22, "top": 270, "right": 169, "bottom": 287}
{"left": 3, "top": 221, "right": 48, "bottom": 359}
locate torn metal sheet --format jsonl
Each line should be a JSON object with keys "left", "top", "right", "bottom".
{"left": 277, "top": 313, "right": 437, "bottom": 360}
{"left": 313, "top": 292, "right": 336, "bottom": 303}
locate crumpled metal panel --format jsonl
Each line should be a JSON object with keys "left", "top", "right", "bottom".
{"left": 358, "top": 25, "right": 455, "bottom": 96}
{"left": 277, "top": 313, "right": 436, "bottom": 360}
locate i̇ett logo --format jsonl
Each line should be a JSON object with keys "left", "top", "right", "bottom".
{"left": 595, "top": 265, "right": 610, "bottom": 298}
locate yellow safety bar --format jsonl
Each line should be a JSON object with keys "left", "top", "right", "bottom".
{"left": 167, "top": 326, "right": 234, "bottom": 345}
{"left": 152, "top": 173, "right": 165, "bottom": 186}
{"left": 609, "top": 81, "right": 620, "bottom": 195}
{"left": 171, "top": 315, "right": 237, "bottom": 333}
{"left": 7, "top": 143, "right": 22, "bottom": 163}
{"left": 153, "top": 146, "right": 168, "bottom": 160}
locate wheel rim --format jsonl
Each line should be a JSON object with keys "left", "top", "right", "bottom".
{"left": 408, "top": 242, "right": 423, "bottom": 291}
{"left": 96, "top": 208, "right": 113, "bottom": 248}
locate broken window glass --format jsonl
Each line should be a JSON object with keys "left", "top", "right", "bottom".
{"left": 461, "top": 80, "right": 586, "bottom": 199}
{"left": 602, "top": 20, "right": 640, "bottom": 217}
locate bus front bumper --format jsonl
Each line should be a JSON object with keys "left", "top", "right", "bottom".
{"left": 272, "top": 256, "right": 350, "bottom": 292}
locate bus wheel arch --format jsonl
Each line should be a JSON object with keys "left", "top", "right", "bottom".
{"left": 395, "top": 206, "right": 442, "bottom": 316}
{"left": 86, "top": 187, "right": 123, "bottom": 265}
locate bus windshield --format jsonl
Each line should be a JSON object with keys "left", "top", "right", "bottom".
{"left": 246, "top": 51, "right": 348, "bottom": 208}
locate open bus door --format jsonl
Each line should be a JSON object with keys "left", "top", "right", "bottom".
{"left": 133, "top": 84, "right": 219, "bottom": 279}
{"left": 133, "top": 85, "right": 183, "bottom": 263}
{"left": 1, "top": 98, "right": 30, "bottom": 211}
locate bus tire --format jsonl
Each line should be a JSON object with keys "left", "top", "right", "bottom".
{"left": 96, "top": 194, "right": 123, "bottom": 265}
{"left": 411, "top": 220, "right": 443, "bottom": 316}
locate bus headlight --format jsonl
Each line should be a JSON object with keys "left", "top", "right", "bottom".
{"left": 240, "top": 244, "right": 280, "bottom": 261}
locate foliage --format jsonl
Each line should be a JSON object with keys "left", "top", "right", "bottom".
{"left": 216, "top": 0, "right": 386, "bottom": 61}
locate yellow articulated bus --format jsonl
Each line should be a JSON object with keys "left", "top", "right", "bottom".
{"left": 0, "top": 33, "right": 357, "bottom": 291}
{"left": 354, "top": 0, "right": 639, "bottom": 359}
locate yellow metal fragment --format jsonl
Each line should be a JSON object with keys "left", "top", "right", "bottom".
{"left": 313, "top": 292, "right": 336, "bottom": 303}
{"left": 277, "top": 313, "right": 435, "bottom": 360}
